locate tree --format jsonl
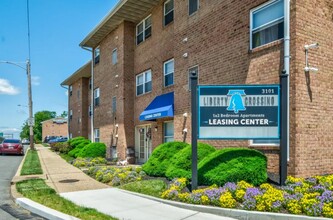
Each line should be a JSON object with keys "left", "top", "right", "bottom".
{"left": 20, "top": 110, "right": 56, "bottom": 141}
{"left": 60, "top": 111, "right": 68, "bottom": 118}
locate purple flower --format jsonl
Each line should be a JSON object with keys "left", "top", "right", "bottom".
{"left": 204, "top": 188, "right": 225, "bottom": 201}
{"left": 311, "top": 185, "right": 326, "bottom": 194}
{"left": 272, "top": 200, "right": 282, "bottom": 212}
{"left": 243, "top": 197, "right": 256, "bottom": 210}
{"left": 317, "top": 190, "right": 333, "bottom": 203}
{"left": 304, "top": 202, "right": 323, "bottom": 216}
{"left": 280, "top": 185, "right": 294, "bottom": 194}
{"left": 223, "top": 182, "right": 237, "bottom": 193}
{"left": 244, "top": 188, "right": 262, "bottom": 199}
{"left": 189, "top": 193, "right": 201, "bottom": 204}
{"left": 305, "top": 177, "right": 317, "bottom": 185}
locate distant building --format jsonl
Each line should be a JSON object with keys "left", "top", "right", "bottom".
{"left": 61, "top": 62, "right": 91, "bottom": 140}
{"left": 41, "top": 118, "right": 68, "bottom": 141}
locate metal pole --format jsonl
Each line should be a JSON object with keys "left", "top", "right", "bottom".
{"left": 280, "top": 70, "right": 288, "bottom": 185}
{"left": 26, "top": 59, "right": 34, "bottom": 150}
{"left": 190, "top": 71, "right": 198, "bottom": 191}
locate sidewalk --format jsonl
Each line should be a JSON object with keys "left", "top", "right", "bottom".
{"left": 12, "top": 145, "right": 328, "bottom": 220}
{"left": 12, "top": 145, "right": 235, "bottom": 220}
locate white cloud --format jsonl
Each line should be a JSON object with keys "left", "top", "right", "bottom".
{"left": 0, "top": 127, "right": 21, "bottom": 133}
{"left": 31, "top": 76, "right": 40, "bottom": 86}
{"left": 0, "top": 78, "right": 20, "bottom": 95}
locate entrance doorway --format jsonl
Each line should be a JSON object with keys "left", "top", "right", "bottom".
{"left": 136, "top": 125, "right": 152, "bottom": 164}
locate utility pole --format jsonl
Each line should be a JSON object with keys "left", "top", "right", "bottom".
{"left": 26, "top": 59, "right": 34, "bottom": 150}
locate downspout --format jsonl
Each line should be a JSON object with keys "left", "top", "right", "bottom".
{"left": 60, "top": 84, "right": 70, "bottom": 139}
{"left": 284, "top": 0, "right": 290, "bottom": 161}
{"left": 81, "top": 46, "right": 94, "bottom": 142}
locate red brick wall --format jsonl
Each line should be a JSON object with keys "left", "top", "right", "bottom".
{"left": 42, "top": 120, "right": 68, "bottom": 141}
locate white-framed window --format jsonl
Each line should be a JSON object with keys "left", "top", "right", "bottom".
{"left": 136, "top": 70, "right": 152, "bottom": 96}
{"left": 189, "top": 0, "right": 199, "bottom": 15}
{"left": 94, "top": 88, "right": 100, "bottom": 106}
{"left": 69, "top": 85, "right": 72, "bottom": 96}
{"left": 250, "top": 139, "right": 280, "bottom": 146}
{"left": 164, "top": 0, "right": 174, "bottom": 26}
{"left": 163, "top": 121, "right": 174, "bottom": 143}
{"left": 94, "top": 47, "right": 100, "bottom": 64}
{"left": 69, "top": 109, "right": 73, "bottom": 120}
{"left": 112, "top": 96, "right": 116, "bottom": 113}
{"left": 250, "top": 0, "right": 284, "bottom": 49}
{"left": 188, "top": 65, "right": 199, "bottom": 91}
{"left": 112, "top": 48, "right": 117, "bottom": 64}
{"left": 136, "top": 15, "right": 152, "bottom": 45}
{"left": 94, "top": 128, "right": 100, "bottom": 142}
{"left": 164, "top": 59, "right": 174, "bottom": 87}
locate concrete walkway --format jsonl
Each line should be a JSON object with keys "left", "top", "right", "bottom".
{"left": 12, "top": 145, "right": 235, "bottom": 220}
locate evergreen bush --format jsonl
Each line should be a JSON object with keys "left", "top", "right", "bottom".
{"left": 198, "top": 148, "right": 267, "bottom": 186}
{"left": 165, "top": 142, "right": 216, "bottom": 180}
{"left": 76, "top": 143, "right": 106, "bottom": 158}
{"left": 68, "top": 139, "right": 91, "bottom": 158}
{"left": 142, "top": 141, "right": 189, "bottom": 177}
{"left": 67, "top": 136, "right": 85, "bottom": 146}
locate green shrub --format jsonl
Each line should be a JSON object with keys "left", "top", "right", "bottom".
{"left": 69, "top": 138, "right": 89, "bottom": 149}
{"left": 142, "top": 141, "right": 189, "bottom": 177}
{"left": 57, "top": 142, "right": 72, "bottom": 154}
{"left": 68, "top": 139, "right": 91, "bottom": 158}
{"left": 198, "top": 148, "right": 267, "bottom": 186}
{"left": 67, "top": 136, "right": 85, "bottom": 146}
{"left": 165, "top": 142, "right": 216, "bottom": 180}
{"left": 76, "top": 143, "right": 106, "bottom": 158}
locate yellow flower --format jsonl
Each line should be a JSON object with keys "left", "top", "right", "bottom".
{"left": 286, "top": 200, "right": 302, "bottom": 214}
{"left": 178, "top": 193, "right": 190, "bottom": 202}
{"left": 201, "top": 195, "right": 210, "bottom": 205}
{"left": 219, "top": 192, "right": 237, "bottom": 208}
{"left": 235, "top": 189, "right": 246, "bottom": 202}
{"left": 237, "top": 181, "right": 253, "bottom": 190}
{"left": 323, "top": 203, "right": 333, "bottom": 218}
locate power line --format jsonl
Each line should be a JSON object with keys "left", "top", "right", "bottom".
{"left": 26, "top": 0, "right": 31, "bottom": 60}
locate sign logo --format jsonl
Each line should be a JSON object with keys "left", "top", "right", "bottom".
{"left": 226, "top": 90, "right": 246, "bottom": 113}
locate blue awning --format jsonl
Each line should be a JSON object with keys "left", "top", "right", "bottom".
{"left": 139, "top": 92, "right": 174, "bottom": 121}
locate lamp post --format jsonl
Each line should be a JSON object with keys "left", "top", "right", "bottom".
{"left": 0, "top": 59, "right": 34, "bottom": 150}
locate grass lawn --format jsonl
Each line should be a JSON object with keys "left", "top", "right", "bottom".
{"left": 20, "top": 150, "right": 43, "bottom": 175}
{"left": 119, "top": 179, "right": 167, "bottom": 198}
{"left": 16, "top": 179, "right": 117, "bottom": 220}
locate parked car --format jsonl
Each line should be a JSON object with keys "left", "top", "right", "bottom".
{"left": 48, "top": 137, "right": 68, "bottom": 144}
{"left": 44, "top": 136, "right": 57, "bottom": 143}
{"left": 0, "top": 139, "right": 24, "bottom": 155}
{"left": 22, "top": 138, "right": 30, "bottom": 145}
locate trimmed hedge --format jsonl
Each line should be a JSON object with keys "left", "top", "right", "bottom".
{"left": 142, "top": 141, "right": 189, "bottom": 177}
{"left": 76, "top": 143, "right": 106, "bottom": 158}
{"left": 198, "top": 148, "right": 267, "bottom": 186}
{"left": 165, "top": 142, "right": 216, "bottom": 180}
{"left": 68, "top": 139, "right": 91, "bottom": 158}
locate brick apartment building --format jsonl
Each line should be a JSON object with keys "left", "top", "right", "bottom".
{"left": 62, "top": 0, "right": 333, "bottom": 177}
{"left": 41, "top": 118, "right": 68, "bottom": 142}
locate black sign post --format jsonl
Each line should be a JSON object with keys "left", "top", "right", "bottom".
{"left": 190, "top": 71, "right": 198, "bottom": 191}
{"left": 280, "top": 70, "right": 288, "bottom": 185}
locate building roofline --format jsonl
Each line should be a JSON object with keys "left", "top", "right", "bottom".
{"left": 61, "top": 61, "right": 91, "bottom": 86}
{"left": 80, "top": 0, "right": 160, "bottom": 48}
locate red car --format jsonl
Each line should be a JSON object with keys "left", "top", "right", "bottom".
{"left": 0, "top": 139, "right": 24, "bottom": 156}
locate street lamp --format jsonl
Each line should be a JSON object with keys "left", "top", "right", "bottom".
{"left": 0, "top": 59, "right": 34, "bottom": 150}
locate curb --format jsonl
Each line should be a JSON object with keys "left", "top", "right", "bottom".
{"left": 120, "top": 189, "right": 332, "bottom": 220}
{"left": 16, "top": 198, "right": 79, "bottom": 220}
{"left": 11, "top": 145, "right": 79, "bottom": 220}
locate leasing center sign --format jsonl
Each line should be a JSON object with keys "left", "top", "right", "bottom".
{"left": 198, "top": 85, "right": 280, "bottom": 139}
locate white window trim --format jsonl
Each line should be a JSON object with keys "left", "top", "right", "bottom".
{"left": 188, "top": 0, "right": 199, "bottom": 16}
{"left": 94, "top": 47, "right": 100, "bottom": 64}
{"left": 112, "top": 48, "right": 117, "bottom": 64}
{"left": 94, "top": 88, "right": 100, "bottom": 106}
{"left": 163, "top": 120, "right": 174, "bottom": 143}
{"left": 249, "top": 140, "right": 280, "bottom": 146}
{"left": 136, "top": 14, "right": 152, "bottom": 45}
{"left": 249, "top": 0, "right": 284, "bottom": 50}
{"left": 136, "top": 69, "right": 152, "bottom": 96}
{"left": 164, "top": 59, "right": 174, "bottom": 87}
{"left": 94, "top": 128, "right": 100, "bottom": 142}
{"left": 164, "top": 0, "right": 174, "bottom": 25}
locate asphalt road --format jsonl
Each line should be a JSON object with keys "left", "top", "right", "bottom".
{"left": 0, "top": 145, "right": 44, "bottom": 220}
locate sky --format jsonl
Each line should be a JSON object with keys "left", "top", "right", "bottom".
{"left": 0, "top": 0, "right": 118, "bottom": 138}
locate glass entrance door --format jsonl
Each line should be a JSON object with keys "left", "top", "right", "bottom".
{"left": 137, "top": 126, "right": 152, "bottom": 164}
